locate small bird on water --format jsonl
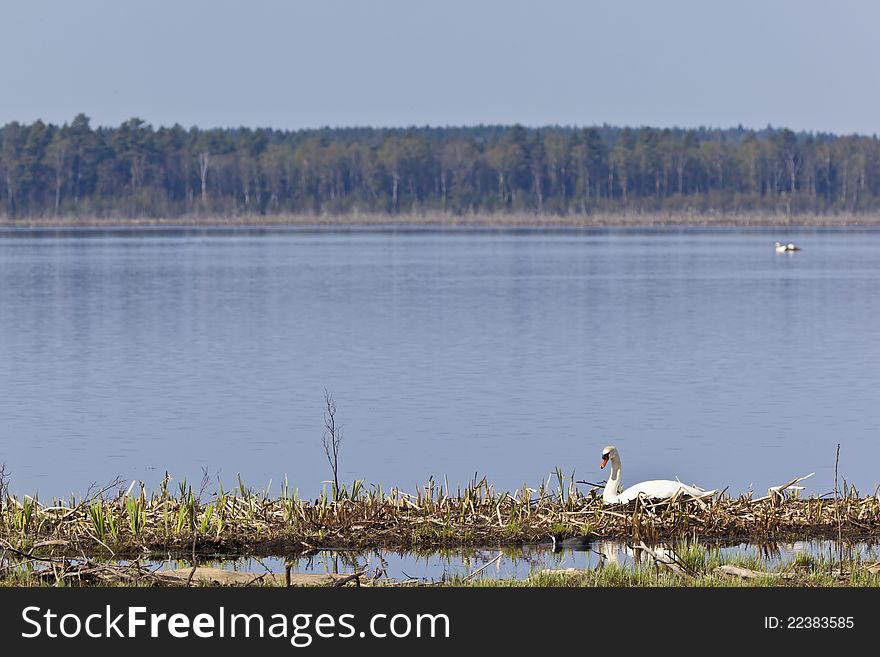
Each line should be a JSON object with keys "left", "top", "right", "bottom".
{"left": 775, "top": 241, "right": 801, "bottom": 253}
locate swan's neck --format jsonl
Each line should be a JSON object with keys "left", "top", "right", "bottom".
{"left": 603, "top": 458, "right": 622, "bottom": 503}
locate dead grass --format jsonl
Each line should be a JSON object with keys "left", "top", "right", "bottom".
{"left": 1, "top": 474, "right": 878, "bottom": 560}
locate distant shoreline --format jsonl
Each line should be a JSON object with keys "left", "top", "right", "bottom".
{"left": 4, "top": 211, "right": 880, "bottom": 229}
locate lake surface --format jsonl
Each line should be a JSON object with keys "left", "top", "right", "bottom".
{"left": 1, "top": 225, "right": 879, "bottom": 499}
{"left": 11, "top": 539, "right": 875, "bottom": 582}
{"left": 151, "top": 539, "right": 880, "bottom": 582}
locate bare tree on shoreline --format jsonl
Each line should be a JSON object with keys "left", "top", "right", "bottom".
{"left": 322, "top": 390, "right": 342, "bottom": 499}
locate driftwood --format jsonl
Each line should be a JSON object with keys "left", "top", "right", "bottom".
{"left": 713, "top": 565, "right": 791, "bottom": 580}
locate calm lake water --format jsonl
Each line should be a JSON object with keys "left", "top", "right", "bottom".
{"left": 1, "top": 225, "right": 879, "bottom": 499}
{"left": 152, "top": 539, "right": 879, "bottom": 581}
{"left": 13, "top": 539, "right": 875, "bottom": 582}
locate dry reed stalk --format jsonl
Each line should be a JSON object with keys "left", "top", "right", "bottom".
{"left": 3, "top": 475, "right": 880, "bottom": 557}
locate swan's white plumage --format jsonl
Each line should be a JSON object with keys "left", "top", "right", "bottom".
{"left": 600, "top": 445, "right": 715, "bottom": 504}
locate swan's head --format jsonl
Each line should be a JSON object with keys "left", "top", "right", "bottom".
{"left": 600, "top": 445, "right": 619, "bottom": 469}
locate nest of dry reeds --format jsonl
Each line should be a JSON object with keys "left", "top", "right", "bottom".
{"left": 1, "top": 471, "right": 878, "bottom": 560}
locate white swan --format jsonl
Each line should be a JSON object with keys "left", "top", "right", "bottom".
{"left": 775, "top": 241, "right": 801, "bottom": 253}
{"left": 600, "top": 445, "right": 715, "bottom": 504}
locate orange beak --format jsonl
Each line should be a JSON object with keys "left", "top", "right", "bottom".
{"left": 600, "top": 457, "right": 608, "bottom": 469}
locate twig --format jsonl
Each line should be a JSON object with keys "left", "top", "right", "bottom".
{"left": 84, "top": 530, "right": 116, "bottom": 557}
{"left": 633, "top": 542, "right": 696, "bottom": 580}
{"left": 185, "top": 525, "right": 199, "bottom": 586}
{"left": 461, "top": 551, "right": 503, "bottom": 582}
{"left": 332, "top": 569, "right": 366, "bottom": 587}
{"left": 59, "top": 475, "right": 126, "bottom": 520}
{"left": 835, "top": 444, "right": 842, "bottom": 565}
{"left": 185, "top": 564, "right": 198, "bottom": 587}
{"left": 0, "top": 538, "right": 70, "bottom": 564}
{"left": 245, "top": 573, "right": 268, "bottom": 586}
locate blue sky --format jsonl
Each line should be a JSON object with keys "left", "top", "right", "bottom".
{"left": 2, "top": 0, "right": 878, "bottom": 134}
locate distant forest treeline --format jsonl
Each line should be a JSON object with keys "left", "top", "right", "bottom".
{"left": 2, "top": 114, "right": 880, "bottom": 219}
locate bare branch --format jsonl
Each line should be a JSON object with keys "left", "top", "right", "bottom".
{"left": 0, "top": 463, "right": 9, "bottom": 512}
{"left": 322, "top": 389, "right": 342, "bottom": 499}
{"left": 197, "top": 466, "right": 213, "bottom": 502}
{"left": 60, "top": 475, "right": 126, "bottom": 520}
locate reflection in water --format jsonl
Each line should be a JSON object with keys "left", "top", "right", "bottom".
{"left": 146, "top": 539, "right": 880, "bottom": 582}
{"left": 599, "top": 541, "right": 631, "bottom": 567}
{"left": 6, "top": 539, "right": 875, "bottom": 582}
{"left": 597, "top": 542, "right": 677, "bottom": 569}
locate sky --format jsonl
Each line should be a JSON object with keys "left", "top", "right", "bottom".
{"left": 1, "top": 0, "right": 878, "bottom": 135}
